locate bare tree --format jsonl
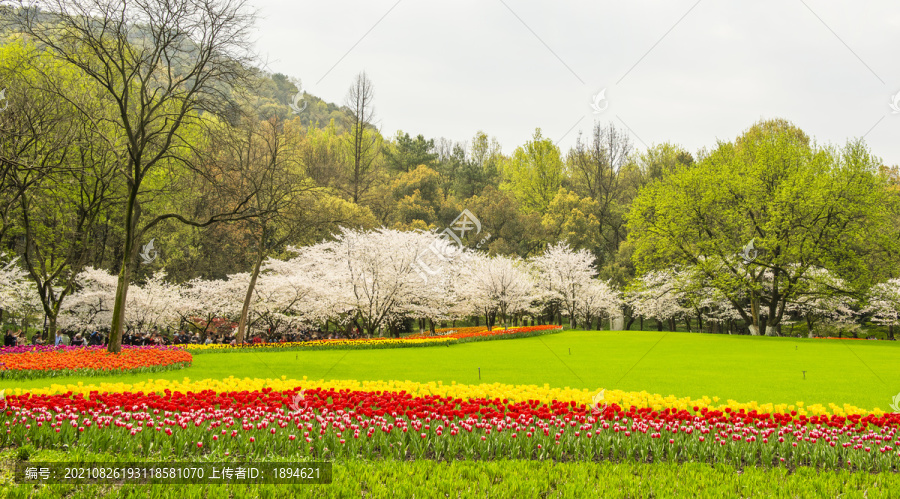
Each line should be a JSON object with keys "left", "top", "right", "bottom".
{"left": 342, "top": 71, "right": 380, "bottom": 203}
{"left": 10, "top": 0, "right": 261, "bottom": 352}
{"left": 570, "top": 122, "right": 632, "bottom": 253}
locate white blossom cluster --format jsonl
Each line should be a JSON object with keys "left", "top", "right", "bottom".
{"left": 37, "top": 230, "right": 622, "bottom": 335}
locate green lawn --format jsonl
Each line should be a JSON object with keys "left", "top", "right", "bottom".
{"left": 7, "top": 331, "right": 900, "bottom": 411}
{"left": 3, "top": 449, "right": 898, "bottom": 498}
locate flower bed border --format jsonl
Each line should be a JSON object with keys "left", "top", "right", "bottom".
{"left": 3, "top": 386, "right": 900, "bottom": 471}
{"left": 0, "top": 345, "right": 193, "bottom": 380}
{"left": 185, "top": 338, "right": 457, "bottom": 355}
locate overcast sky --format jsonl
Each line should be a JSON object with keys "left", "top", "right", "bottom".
{"left": 250, "top": 0, "right": 900, "bottom": 165}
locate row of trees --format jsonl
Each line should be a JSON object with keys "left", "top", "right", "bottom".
{"left": 5, "top": 229, "right": 899, "bottom": 339}
{"left": 628, "top": 267, "right": 900, "bottom": 338}
{"left": 2, "top": 235, "right": 622, "bottom": 338}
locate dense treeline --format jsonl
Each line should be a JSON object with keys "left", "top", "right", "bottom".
{"left": 0, "top": 1, "right": 899, "bottom": 348}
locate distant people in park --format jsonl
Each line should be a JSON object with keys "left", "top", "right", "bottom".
{"left": 55, "top": 331, "right": 64, "bottom": 346}
{"left": 72, "top": 333, "right": 84, "bottom": 347}
{"left": 89, "top": 330, "right": 102, "bottom": 346}
{"left": 4, "top": 330, "right": 13, "bottom": 347}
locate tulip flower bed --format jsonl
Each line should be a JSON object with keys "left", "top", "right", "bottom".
{"left": 0, "top": 346, "right": 192, "bottom": 380}
{"left": 182, "top": 336, "right": 456, "bottom": 354}
{"left": 181, "top": 325, "right": 561, "bottom": 354}
{"left": 4, "top": 384, "right": 900, "bottom": 471}
{"left": 433, "top": 326, "right": 489, "bottom": 334}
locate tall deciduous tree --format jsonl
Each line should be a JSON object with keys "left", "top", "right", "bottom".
{"left": 343, "top": 72, "right": 381, "bottom": 204}
{"left": 0, "top": 41, "right": 120, "bottom": 340}
{"left": 500, "top": 129, "right": 563, "bottom": 213}
{"left": 568, "top": 122, "right": 631, "bottom": 255}
{"left": 12, "top": 0, "right": 261, "bottom": 352}
{"left": 628, "top": 119, "right": 899, "bottom": 336}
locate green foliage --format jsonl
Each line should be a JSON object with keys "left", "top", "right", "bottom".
{"left": 382, "top": 131, "right": 437, "bottom": 174}
{"left": 627, "top": 119, "right": 900, "bottom": 329}
{"left": 541, "top": 189, "right": 603, "bottom": 254}
{"left": 500, "top": 129, "right": 564, "bottom": 213}
{"left": 465, "top": 187, "right": 543, "bottom": 257}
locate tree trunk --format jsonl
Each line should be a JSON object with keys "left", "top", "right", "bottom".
{"left": 429, "top": 318, "right": 436, "bottom": 336}
{"left": 237, "top": 239, "right": 266, "bottom": 344}
{"left": 748, "top": 292, "right": 761, "bottom": 335}
{"left": 108, "top": 245, "right": 138, "bottom": 353}
{"left": 46, "top": 314, "right": 58, "bottom": 343}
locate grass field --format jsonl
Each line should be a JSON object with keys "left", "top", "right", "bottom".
{"left": 8, "top": 330, "right": 900, "bottom": 412}
{"left": 3, "top": 449, "right": 899, "bottom": 498}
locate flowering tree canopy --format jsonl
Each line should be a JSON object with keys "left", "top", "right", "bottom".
{"left": 532, "top": 243, "right": 597, "bottom": 328}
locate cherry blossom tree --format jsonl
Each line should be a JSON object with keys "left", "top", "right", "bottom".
{"left": 783, "top": 268, "right": 857, "bottom": 338}
{"left": 58, "top": 267, "right": 118, "bottom": 331}
{"left": 123, "top": 271, "right": 182, "bottom": 333}
{"left": 575, "top": 280, "right": 622, "bottom": 329}
{"left": 0, "top": 256, "right": 43, "bottom": 330}
{"left": 174, "top": 277, "right": 237, "bottom": 338}
{"left": 461, "top": 253, "right": 537, "bottom": 330}
{"left": 532, "top": 243, "right": 597, "bottom": 328}
{"left": 301, "top": 228, "right": 443, "bottom": 337}
{"left": 625, "top": 269, "right": 690, "bottom": 331}
{"left": 864, "top": 278, "right": 900, "bottom": 339}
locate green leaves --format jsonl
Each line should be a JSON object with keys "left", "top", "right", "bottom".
{"left": 627, "top": 119, "right": 900, "bottom": 329}
{"left": 499, "top": 129, "right": 564, "bottom": 213}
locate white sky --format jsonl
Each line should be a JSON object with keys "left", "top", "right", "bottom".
{"left": 250, "top": 0, "right": 900, "bottom": 165}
